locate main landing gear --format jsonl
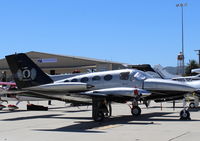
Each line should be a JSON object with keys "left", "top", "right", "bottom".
{"left": 91, "top": 97, "right": 142, "bottom": 122}
{"left": 92, "top": 98, "right": 112, "bottom": 122}
{"left": 180, "top": 98, "right": 191, "bottom": 120}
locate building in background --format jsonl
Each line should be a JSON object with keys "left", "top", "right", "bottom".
{"left": 0, "top": 51, "right": 126, "bottom": 81}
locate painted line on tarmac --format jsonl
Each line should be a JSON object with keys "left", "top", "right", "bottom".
{"left": 168, "top": 131, "right": 190, "bottom": 141}
{"left": 95, "top": 124, "right": 122, "bottom": 130}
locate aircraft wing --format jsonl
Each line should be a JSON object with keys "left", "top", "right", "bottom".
{"left": 81, "top": 87, "right": 151, "bottom": 98}
{"left": 0, "top": 89, "right": 26, "bottom": 95}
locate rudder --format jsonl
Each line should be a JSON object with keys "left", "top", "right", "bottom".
{"left": 6, "top": 53, "right": 53, "bottom": 89}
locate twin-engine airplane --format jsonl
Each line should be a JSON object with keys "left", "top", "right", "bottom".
{"left": 5, "top": 53, "right": 197, "bottom": 121}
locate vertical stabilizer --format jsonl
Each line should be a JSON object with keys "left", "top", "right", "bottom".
{"left": 153, "top": 65, "right": 179, "bottom": 79}
{"left": 6, "top": 53, "right": 53, "bottom": 89}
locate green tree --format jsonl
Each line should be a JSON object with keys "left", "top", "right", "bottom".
{"left": 185, "top": 60, "right": 199, "bottom": 76}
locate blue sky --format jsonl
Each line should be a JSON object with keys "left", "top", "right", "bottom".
{"left": 0, "top": 0, "right": 199, "bottom": 67}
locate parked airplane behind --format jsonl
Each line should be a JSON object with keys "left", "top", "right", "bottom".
{"left": 172, "top": 75, "right": 200, "bottom": 82}
{"left": 150, "top": 65, "right": 200, "bottom": 108}
{"left": 192, "top": 68, "right": 200, "bottom": 74}
{"left": 5, "top": 53, "right": 197, "bottom": 121}
{"left": 0, "top": 82, "right": 49, "bottom": 111}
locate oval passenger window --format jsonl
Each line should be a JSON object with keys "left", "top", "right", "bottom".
{"left": 80, "top": 77, "right": 89, "bottom": 82}
{"left": 71, "top": 79, "right": 78, "bottom": 82}
{"left": 104, "top": 74, "right": 113, "bottom": 81}
{"left": 92, "top": 76, "right": 101, "bottom": 81}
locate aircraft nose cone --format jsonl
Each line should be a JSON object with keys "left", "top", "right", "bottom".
{"left": 144, "top": 79, "right": 196, "bottom": 92}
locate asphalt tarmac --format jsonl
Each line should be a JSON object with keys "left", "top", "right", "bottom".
{"left": 0, "top": 101, "right": 200, "bottom": 141}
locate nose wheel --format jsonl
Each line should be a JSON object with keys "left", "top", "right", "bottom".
{"left": 130, "top": 99, "right": 141, "bottom": 117}
{"left": 180, "top": 98, "right": 191, "bottom": 120}
{"left": 180, "top": 109, "right": 191, "bottom": 120}
{"left": 131, "top": 106, "right": 141, "bottom": 116}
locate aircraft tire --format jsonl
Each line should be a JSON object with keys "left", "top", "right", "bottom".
{"left": 131, "top": 106, "right": 141, "bottom": 116}
{"left": 93, "top": 111, "right": 105, "bottom": 122}
{"left": 180, "top": 110, "right": 191, "bottom": 120}
{"left": 189, "top": 102, "right": 195, "bottom": 109}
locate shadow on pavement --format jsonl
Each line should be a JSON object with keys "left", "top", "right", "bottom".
{"left": 35, "top": 112, "right": 200, "bottom": 133}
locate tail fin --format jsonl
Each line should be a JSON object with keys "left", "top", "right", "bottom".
{"left": 153, "top": 65, "right": 179, "bottom": 79}
{"left": 6, "top": 53, "right": 53, "bottom": 89}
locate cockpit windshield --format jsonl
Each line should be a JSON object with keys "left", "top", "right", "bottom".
{"left": 130, "top": 70, "right": 152, "bottom": 81}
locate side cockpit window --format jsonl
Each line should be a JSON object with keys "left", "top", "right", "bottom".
{"left": 130, "top": 71, "right": 150, "bottom": 81}
{"left": 120, "top": 72, "right": 130, "bottom": 80}
{"left": 134, "top": 72, "right": 146, "bottom": 80}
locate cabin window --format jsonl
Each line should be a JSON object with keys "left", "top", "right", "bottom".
{"left": 80, "top": 77, "right": 89, "bottom": 82}
{"left": 104, "top": 74, "right": 113, "bottom": 81}
{"left": 92, "top": 76, "right": 101, "bottom": 81}
{"left": 71, "top": 79, "right": 78, "bottom": 82}
{"left": 64, "top": 80, "right": 70, "bottom": 82}
{"left": 120, "top": 72, "right": 130, "bottom": 80}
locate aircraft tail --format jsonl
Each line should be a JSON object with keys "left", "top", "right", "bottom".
{"left": 153, "top": 65, "right": 179, "bottom": 79}
{"left": 6, "top": 53, "right": 53, "bottom": 89}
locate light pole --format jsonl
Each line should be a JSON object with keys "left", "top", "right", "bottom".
{"left": 176, "top": 3, "right": 187, "bottom": 75}
{"left": 195, "top": 50, "right": 200, "bottom": 65}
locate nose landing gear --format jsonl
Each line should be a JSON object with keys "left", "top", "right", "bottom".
{"left": 130, "top": 99, "right": 141, "bottom": 117}
{"left": 180, "top": 98, "right": 191, "bottom": 120}
{"left": 131, "top": 106, "right": 141, "bottom": 116}
{"left": 180, "top": 109, "right": 191, "bottom": 120}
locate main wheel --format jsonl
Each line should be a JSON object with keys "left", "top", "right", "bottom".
{"left": 180, "top": 110, "right": 191, "bottom": 120}
{"left": 131, "top": 106, "right": 141, "bottom": 116}
{"left": 93, "top": 111, "right": 105, "bottom": 122}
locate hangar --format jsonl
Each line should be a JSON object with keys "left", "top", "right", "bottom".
{"left": 0, "top": 51, "right": 126, "bottom": 81}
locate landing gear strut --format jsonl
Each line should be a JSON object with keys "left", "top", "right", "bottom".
{"left": 92, "top": 98, "right": 112, "bottom": 122}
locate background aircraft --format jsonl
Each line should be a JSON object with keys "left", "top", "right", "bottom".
{"left": 0, "top": 82, "right": 50, "bottom": 111}
{"left": 150, "top": 66, "right": 200, "bottom": 108}
{"left": 5, "top": 53, "right": 197, "bottom": 121}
